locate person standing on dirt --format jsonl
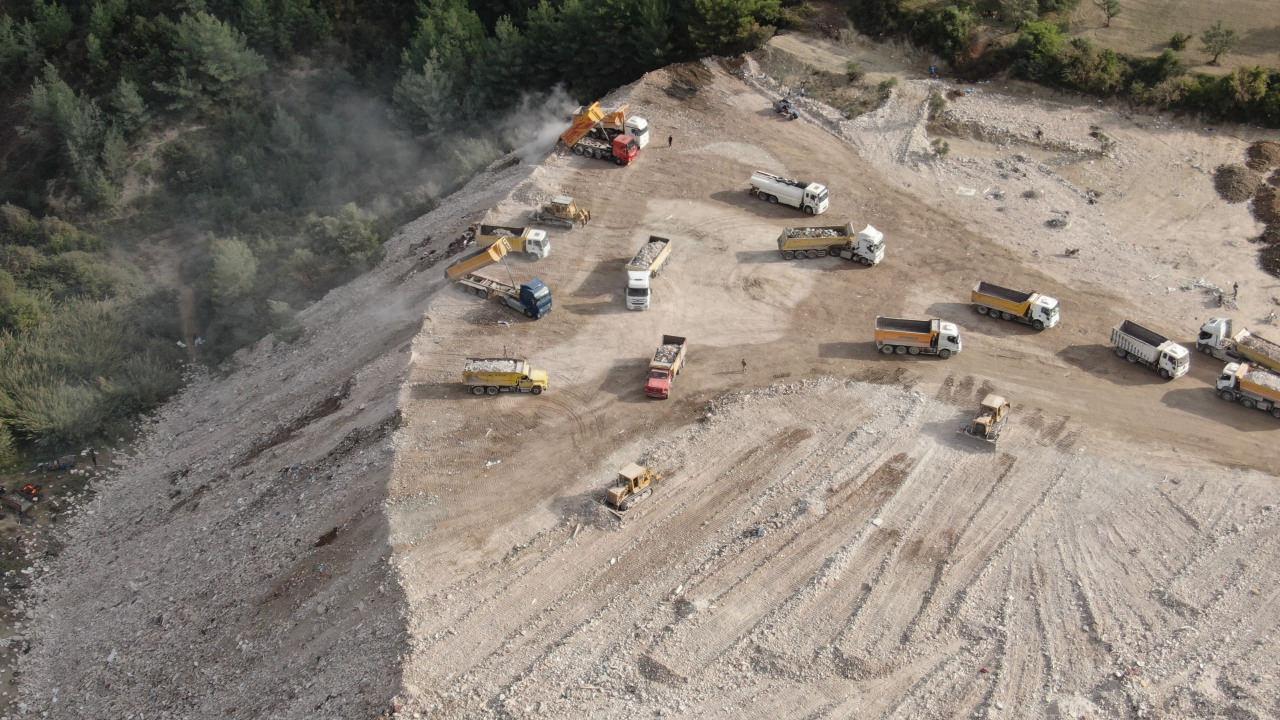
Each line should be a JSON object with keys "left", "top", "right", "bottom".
{"left": 667, "top": 135, "right": 673, "bottom": 148}
{"left": 1233, "top": 281, "right": 1239, "bottom": 301}
{"left": 741, "top": 358, "right": 747, "bottom": 374}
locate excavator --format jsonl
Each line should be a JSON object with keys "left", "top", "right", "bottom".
{"left": 443, "top": 238, "right": 553, "bottom": 319}
{"left": 559, "top": 102, "right": 650, "bottom": 166}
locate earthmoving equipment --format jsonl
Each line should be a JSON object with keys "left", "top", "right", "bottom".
{"left": 971, "top": 282, "right": 1060, "bottom": 330}
{"left": 773, "top": 97, "right": 799, "bottom": 120}
{"left": 645, "top": 335, "right": 687, "bottom": 399}
{"left": 1216, "top": 362, "right": 1280, "bottom": 418}
{"left": 1111, "top": 320, "right": 1189, "bottom": 379}
{"left": 530, "top": 195, "right": 591, "bottom": 229}
{"left": 962, "top": 394, "right": 1011, "bottom": 443}
{"left": 605, "top": 463, "right": 660, "bottom": 510}
{"left": 777, "top": 223, "right": 884, "bottom": 265}
{"left": 874, "top": 317, "right": 962, "bottom": 358}
{"left": 625, "top": 236, "right": 673, "bottom": 311}
{"left": 748, "top": 171, "right": 829, "bottom": 215}
{"left": 446, "top": 237, "right": 553, "bottom": 319}
{"left": 1197, "top": 317, "right": 1280, "bottom": 373}
{"left": 462, "top": 358, "right": 548, "bottom": 396}
{"left": 559, "top": 102, "right": 650, "bottom": 166}
{"left": 466, "top": 224, "right": 551, "bottom": 259}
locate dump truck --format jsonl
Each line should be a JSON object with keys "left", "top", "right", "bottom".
{"left": 645, "top": 335, "right": 687, "bottom": 399}
{"left": 605, "top": 463, "right": 660, "bottom": 510}
{"left": 625, "top": 236, "right": 673, "bottom": 311}
{"left": 559, "top": 102, "right": 650, "bottom": 166}
{"left": 445, "top": 238, "right": 512, "bottom": 281}
{"left": 467, "top": 224, "right": 550, "bottom": 259}
{"left": 462, "top": 358, "right": 548, "bottom": 396}
{"left": 971, "top": 282, "right": 1060, "bottom": 330}
{"left": 962, "top": 394, "right": 1010, "bottom": 443}
{"left": 1196, "top": 317, "right": 1280, "bottom": 374}
{"left": 1216, "top": 362, "right": 1280, "bottom": 418}
{"left": 777, "top": 223, "right": 884, "bottom": 265}
{"left": 874, "top": 317, "right": 962, "bottom": 358}
{"left": 748, "top": 171, "right": 829, "bottom": 215}
{"left": 1110, "top": 320, "right": 1189, "bottom": 379}
{"left": 529, "top": 195, "right": 590, "bottom": 229}
{"left": 446, "top": 236, "right": 553, "bottom": 319}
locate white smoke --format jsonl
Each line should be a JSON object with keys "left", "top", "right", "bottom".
{"left": 497, "top": 85, "right": 580, "bottom": 164}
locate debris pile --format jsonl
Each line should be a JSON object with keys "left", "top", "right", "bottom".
{"left": 654, "top": 344, "right": 682, "bottom": 364}
{"left": 1251, "top": 185, "right": 1280, "bottom": 226}
{"left": 785, "top": 227, "right": 841, "bottom": 238}
{"left": 632, "top": 240, "right": 667, "bottom": 266}
{"left": 465, "top": 359, "right": 520, "bottom": 372}
{"left": 1245, "top": 141, "right": 1280, "bottom": 172}
{"left": 1214, "top": 164, "right": 1263, "bottom": 204}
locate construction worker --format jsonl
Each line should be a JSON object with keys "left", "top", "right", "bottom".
{"left": 667, "top": 135, "right": 673, "bottom": 148}
{"left": 1233, "top": 281, "right": 1240, "bottom": 301}
{"left": 741, "top": 358, "right": 747, "bottom": 374}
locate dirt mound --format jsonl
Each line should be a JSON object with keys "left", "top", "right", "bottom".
{"left": 1260, "top": 243, "right": 1280, "bottom": 277}
{"left": 1246, "top": 141, "right": 1280, "bottom": 171}
{"left": 1215, "top": 164, "right": 1264, "bottom": 203}
{"left": 1257, "top": 224, "right": 1280, "bottom": 245}
{"left": 1252, "top": 186, "right": 1280, "bottom": 225}
{"left": 1270, "top": 170, "right": 1280, "bottom": 187}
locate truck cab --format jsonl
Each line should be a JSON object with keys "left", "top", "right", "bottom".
{"left": 626, "top": 280, "right": 650, "bottom": 311}
{"left": 519, "top": 229, "right": 550, "bottom": 259}
{"left": 856, "top": 226, "right": 885, "bottom": 265}
{"left": 611, "top": 135, "right": 640, "bottom": 165}
{"left": 1159, "top": 343, "right": 1190, "bottom": 378}
{"left": 644, "top": 368, "right": 673, "bottom": 399}
{"left": 519, "top": 279, "right": 553, "bottom": 319}
{"left": 625, "top": 117, "right": 650, "bottom": 148}
{"left": 1197, "top": 317, "right": 1232, "bottom": 358}
{"left": 1031, "top": 295, "right": 1060, "bottom": 329}
{"left": 804, "top": 184, "right": 829, "bottom": 215}
{"left": 939, "top": 321, "right": 962, "bottom": 355}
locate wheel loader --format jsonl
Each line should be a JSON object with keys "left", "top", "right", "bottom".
{"left": 962, "top": 394, "right": 1010, "bottom": 443}
{"left": 605, "top": 463, "right": 659, "bottom": 511}
{"left": 530, "top": 195, "right": 591, "bottom": 229}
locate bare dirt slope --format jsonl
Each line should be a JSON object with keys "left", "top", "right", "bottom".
{"left": 389, "top": 57, "right": 1280, "bottom": 718}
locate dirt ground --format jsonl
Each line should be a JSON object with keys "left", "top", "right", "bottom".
{"left": 15, "top": 27, "right": 1280, "bottom": 720}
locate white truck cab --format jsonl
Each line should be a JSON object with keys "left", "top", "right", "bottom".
{"left": 625, "top": 117, "right": 650, "bottom": 148}
{"left": 1030, "top": 294, "right": 1060, "bottom": 329}
{"left": 939, "top": 321, "right": 962, "bottom": 355}
{"left": 855, "top": 225, "right": 885, "bottom": 265}
{"left": 521, "top": 228, "right": 550, "bottom": 259}
{"left": 626, "top": 270, "right": 651, "bottom": 310}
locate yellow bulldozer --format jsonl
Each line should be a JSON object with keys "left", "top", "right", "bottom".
{"left": 605, "top": 463, "right": 660, "bottom": 511}
{"left": 962, "top": 394, "right": 1010, "bottom": 443}
{"left": 530, "top": 195, "right": 591, "bottom": 229}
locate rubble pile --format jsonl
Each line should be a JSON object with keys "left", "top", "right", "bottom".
{"left": 654, "top": 344, "right": 682, "bottom": 364}
{"left": 785, "top": 227, "right": 841, "bottom": 238}
{"left": 465, "top": 359, "right": 520, "bottom": 372}
{"left": 632, "top": 240, "right": 667, "bottom": 266}
{"left": 1214, "top": 164, "right": 1263, "bottom": 204}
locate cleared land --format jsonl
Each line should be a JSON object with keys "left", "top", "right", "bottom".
{"left": 1071, "top": 0, "right": 1280, "bottom": 71}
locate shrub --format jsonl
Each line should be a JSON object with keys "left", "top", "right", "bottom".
{"left": 1012, "top": 21, "right": 1068, "bottom": 82}
{"left": 846, "top": 0, "right": 906, "bottom": 35}
{"left": 1200, "top": 20, "right": 1238, "bottom": 66}
{"left": 1061, "top": 39, "right": 1128, "bottom": 95}
{"left": 911, "top": 5, "right": 976, "bottom": 61}
{"left": 846, "top": 61, "right": 864, "bottom": 82}
{"left": 1169, "top": 32, "right": 1191, "bottom": 51}
{"left": 207, "top": 237, "right": 258, "bottom": 304}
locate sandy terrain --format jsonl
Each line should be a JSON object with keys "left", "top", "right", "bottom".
{"left": 15, "top": 29, "right": 1280, "bottom": 720}
{"left": 1071, "top": 0, "right": 1280, "bottom": 71}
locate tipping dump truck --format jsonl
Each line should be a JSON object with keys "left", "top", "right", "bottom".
{"left": 645, "top": 335, "right": 687, "bottom": 399}
{"left": 467, "top": 224, "right": 550, "bottom": 259}
{"left": 1196, "top": 317, "right": 1280, "bottom": 374}
{"left": 777, "top": 223, "right": 884, "bottom": 265}
{"left": 559, "top": 102, "right": 650, "bottom": 166}
{"left": 605, "top": 463, "right": 660, "bottom": 511}
{"left": 462, "top": 358, "right": 548, "bottom": 396}
{"left": 748, "top": 171, "right": 829, "bottom": 215}
{"left": 445, "top": 238, "right": 553, "bottom": 319}
{"left": 1216, "top": 362, "right": 1280, "bottom": 418}
{"left": 625, "top": 236, "right": 673, "bottom": 311}
{"left": 971, "top": 282, "right": 1060, "bottom": 330}
{"left": 874, "top": 317, "right": 962, "bottom": 358}
{"left": 530, "top": 195, "right": 590, "bottom": 229}
{"left": 1110, "top": 320, "right": 1189, "bottom": 379}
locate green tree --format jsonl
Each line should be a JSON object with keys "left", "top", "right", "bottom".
{"left": 109, "top": 77, "right": 148, "bottom": 137}
{"left": 30, "top": 1, "right": 72, "bottom": 51}
{"left": 1093, "top": 0, "right": 1120, "bottom": 27}
{"left": 1201, "top": 21, "right": 1238, "bottom": 66}
{"left": 306, "top": 203, "right": 383, "bottom": 267}
{"left": 912, "top": 5, "right": 975, "bottom": 61}
{"left": 1001, "top": 0, "right": 1038, "bottom": 26}
{"left": 159, "top": 12, "right": 267, "bottom": 111}
{"left": 1013, "top": 20, "right": 1067, "bottom": 82}
{"left": 687, "top": 0, "right": 779, "bottom": 55}
{"left": 238, "top": 0, "right": 275, "bottom": 50}
{"left": 393, "top": 54, "right": 455, "bottom": 132}
{"left": 208, "top": 237, "right": 258, "bottom": 304}
{"left": 88, "top": 0, "right": 129, "bottom": 39}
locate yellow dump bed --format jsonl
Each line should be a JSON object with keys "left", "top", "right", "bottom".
{"left": 971, "top": 282, "right": 1034, "bottom": 317}
{"left": 874, "top": 317, "right": 937, "bottom": 347}
{"left": 559, "top": 102, "right": 605, "bottom": 148}
{"left": 445, "top": 237, "right": 510, "bottom": 281}
{"left": 1236, "top": 332, "right": 1280, "bottom": 374}
{"left": 1237, "top": 363, "right": 1280, "bottom": 404}
{"left": 777, "top": 223, "right": 856, "bottom": 251}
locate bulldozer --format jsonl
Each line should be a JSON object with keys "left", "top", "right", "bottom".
{"left": 962, "top": 394, "right": 1010, "bottom": 443}
{"left": 530, "top": 195, "right": 590, "bottom": 229}
{"left": 605, "top": 463, "right": 659, "bottom": 511}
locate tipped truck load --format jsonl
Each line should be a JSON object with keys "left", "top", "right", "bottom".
{"left": 749, "top": 171, "right": 829, "bottom": 215}
{"left": 1197, "top": 317, "right": 1280, "bottom": 373}
{"left": 462, "top": 358, "right": 548, "bottom": 396}
{"left": 469, "top": 224, "right": 550, "bottom": 259}
{"left": 605, "top": 463, "right": 660, "bottom": 510}
{"left": 445, "top": 237, "right": 511, "bottom": 281}
{"left": 971, "top": 282, "right": 1060, "bottom": 330}
{"left": 1111, "top": 320, "right": 1189, "bottom": 379}
{"left": 645, "top": 335, "right": 687, "bottom": 399}
{"left": 625, "top": 236, "right": 673, "bottom": 311}
{"left": 778, "top": 223, "right": 884, "bottom": 265}
{"left": 559, "top": 102, "right": 649, "bottom": 166}
{"left": 874, "top": 317, "right": 962, "bottom": 358}
{"left": 1216, "top": 362, "right": 1280, "bottom": 418}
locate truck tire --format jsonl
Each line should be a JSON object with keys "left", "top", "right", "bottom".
{"left": 614, "top": 156, "right": 624, "bottom": 166}
{"left": 975, "top": 305, "right": 988, "bottom": 315}
{"left": 804, "top": 206, "right": 815, "bottom": 215}
{"left": 859, "top": 257, "right": 872, "bottom": 266}
{"left": 1158, "top": 368, "right": 1170, "bottom": 379}
{"left": 1219, "top": 389, "right": 1236, "bottom": 402}
{"left": 1113, "top": 346, "right": 1126, "bottom": 358}
{"left": 572, "top": 145, "right": 583, "bottom": 155}
{"left": 1271, "top": 407, "right": 1280, "bottom": 419}
{"left": 938, "top": 349, "right": 952, "bottom": 359}
{"left": 1000, "top": 311, "right": 1013, "bottom": 321}
{"left": 531, "top": 386, "right": 543, "bottom": 395}
{"left": 1126, "top": 353, "right": 1139, "bottom": 363}
{"left": 486, "top": 386, "right": 499, "bottom": 395}
{"left": 894, "top": 346, "right": 907, "bottom": 355}
{"left": 908, "top": 347, "right": 920, "bottom": 355}
{"left": 879, "top": 345, "right": 894, "bottom": 355}
{"left": 766, "top": 194, "right": 778, "bottom": 204}
{"left": 1033, "top": 319, "right": 1045, "bottom": 331}
{"left": 471, "top": 386, "right": 485, "bottom": 396}
{"left": 782, "top": 250, "right": 795, "bottom": 259}
{"left": 1242, "top": 398, "right": 1256, "bottom": 409}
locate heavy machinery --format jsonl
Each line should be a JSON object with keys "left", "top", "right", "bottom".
{"left": 748, "top": 171, "right": 829, "bottom": 215}
{"left": 466, "top": 224, "right": 550, "bottom": 259}
{"left": 645, "top": 335, "right": 687, "bottom": 399}
{"left": 971, "top": 282, "right": 1060, "bottom": 330}
{"left": 1216, "top": 362, "right": 1280, "bottom": 418}
{"left": 529, "top": 195, "right": 590, "bottom": 229}
{"left": 444, "top": 238, "right": 553, "bottom": 319}
{"left": 1111, "top": 320, "right": 1189, "bottom": 379}
{"left": 777, "top": 223, "right": 884, "bottom": 265}
{"left": 874, "top": 317, "right": 962, "bottom": 358}
{"left": 605, "top": 463, "right": 660, "bottom": 511}
{"left": 462, "top": 358, "right": 548, "bottom": 396}
{"left": 1196, "top": 317, "right": 1280, "bottom": 373}
{"left": 625, "top": 236, "right": 673, "bottom": 311}
{"left": 961, "top": 394, "right": 1011, "bottom": 443}
{"left": 773, "top": 97, "right": 799, "bottom": 120}
{"left": 559, "top": 102, "right": 650, "bottom": 166}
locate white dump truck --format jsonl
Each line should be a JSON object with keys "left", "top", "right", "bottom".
{"left": 971, "top": 282, "right": 1060, "bottom": 330}
{"left": 874, "top": 317, "right": 962, "bottom": 358}
{"left": 1216, "top": 362, "right": 1280, "bottom": 419}
{"left": 777, "top": 223, "right": 884, "bottom": 265}
{"left": 1196, "top": 317, "right": 1280, "bottom": 374}
{"left": 1110, "top": 320, "right": 1189, "bottom": 379}
{"left": 625, "top": 236, "right": 672, "bottom": 311}
{"left": 748, "top": 171, "right": 829, "bottom": 215}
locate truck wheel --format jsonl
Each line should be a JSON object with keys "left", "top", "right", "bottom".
{"left": 1271, "top": 407, "right": 1280, "bottom": 419}
{"left": 894, "top": 346, "right": 907, "bottom": 355}
{"left": 486, "top": 386, "right": 499, "bottom": 395}
{"left": 859, "top": 257, "right": 872, "bottom": 266}
{"left": 1219, "top": 389, "right": 1235, "bottom": 402}
{"left": 975, "top": 305, "right": 988, "bottom": 315}
{"left": 938, "top": 349, "right": 952, "bottom": 359}
{"left": 470, "top": 386, "right": 485, "bottom": 396}
{"left": 1200, "top": 345, "right": 1213, "bottom": 355}
{"left": 614, "top": 156, "right": 624, "bottom": 166}
{"left": 572, "top": 145, "right": 582, "bottom": 155}
{"left": 1113, "top": 346, "right": 1126, "bottom": 358}
{"left": 1000, "top": 312, "right": 1013, "bottom": 321}
{"left": 531, "top": 386, "right": 543, "bottom": 395}
{"left": 1242, "top": 398, "right": 1256, "bottom": 409}
{"left": 1126, "top": 353, "right": 1138, "bottom": 363}
{"left": 782, "top": 251, "right": 795, "bottom": 259}
{"left": 1158, "top": 368, "right": 1170, "bottom": 379}
{"left": 524, "top": 309, "right": 533, "bottom": 318}
{"left": 879, "top": 345, "right": 894, "bottom": 355}
{"left": 766, "top": 194, "right": 778, "bottom": 204}
{"left": 804, "top": 206, "right": 815, "bottom": 215}
{"left": 908, "top": 347, "right": 920, "bottom": 355}
{"left": 1033, "top": 319, "right": 1045, "bottom": 331}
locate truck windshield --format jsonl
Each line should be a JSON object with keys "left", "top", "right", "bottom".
{"left": 626, "top": 288, "right": 649, "bottom": 297}
{"left": 648, "top": 370, "right": 669, "bottom": 379}
{"left": 531, "top": 286, "right": 549, "bottom": 299}
{"left": 817, "top": 190, "right": 829, "bottom": 203}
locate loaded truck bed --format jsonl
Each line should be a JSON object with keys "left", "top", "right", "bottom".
{"left": 464, "top": 358, "right": 522, "bottom": 373}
